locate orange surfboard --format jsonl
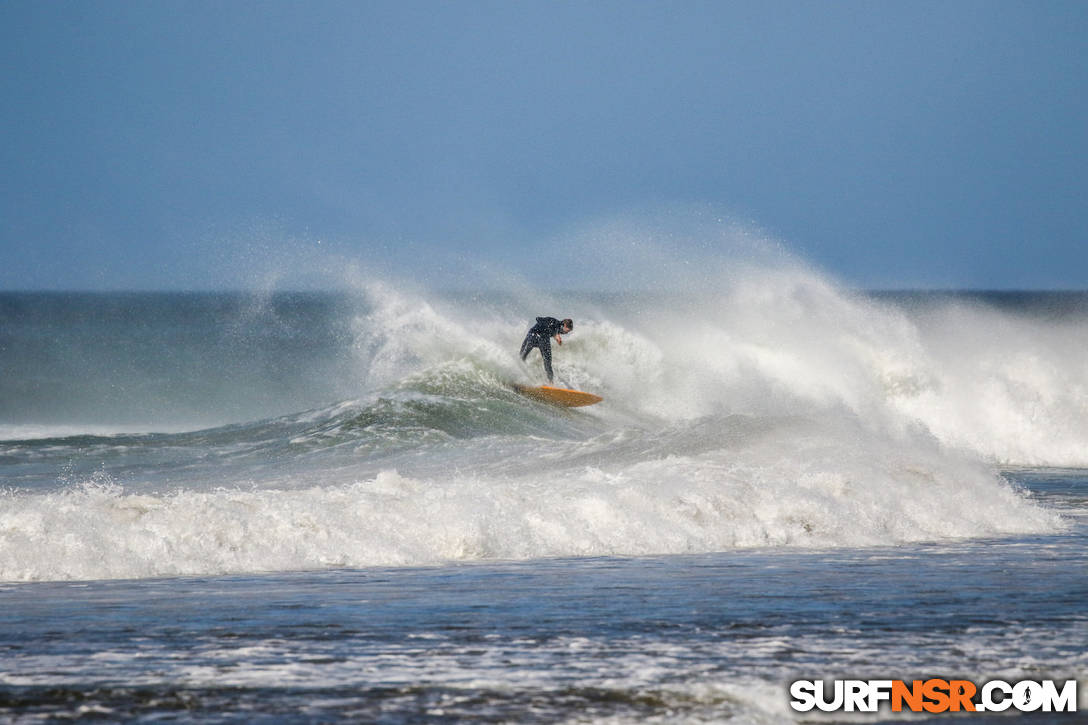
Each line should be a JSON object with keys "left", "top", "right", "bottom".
{"left": 512, "top": 384, "right": 603, "bottom": 407}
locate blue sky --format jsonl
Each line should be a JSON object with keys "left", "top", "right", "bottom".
{"left": 2, "top": 0, "right": 1086, "bottom": 290}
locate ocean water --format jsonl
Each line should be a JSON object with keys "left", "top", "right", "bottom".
{"left": 0, "top": 270, "right": 1086, "bottom": 722}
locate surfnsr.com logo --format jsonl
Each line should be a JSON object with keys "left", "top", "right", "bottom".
{"left": 790, "top": 679, "right": 1079, "bottom": 714}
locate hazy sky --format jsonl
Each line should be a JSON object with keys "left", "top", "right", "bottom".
{"left": 2, "top": 0, "right": 1086, "bottom": 290}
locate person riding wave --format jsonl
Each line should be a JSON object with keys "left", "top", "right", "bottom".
{"left": 519, "top": 317, "right": 573, "bottom": 383}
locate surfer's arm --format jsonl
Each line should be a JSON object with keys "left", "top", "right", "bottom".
{"left": 554, "top": 334, "right": 562, "bottom": 346}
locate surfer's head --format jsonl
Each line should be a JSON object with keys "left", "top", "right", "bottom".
{"left": 561, "top": 319, "right": 573, "bottom": 333}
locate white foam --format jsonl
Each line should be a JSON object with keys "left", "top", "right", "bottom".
{"left": 522, "top": 270, "right": 1088, "bottom": 467}
{"left": 348, "top": 255, "right": 1088, "bottom": 468}
{"left": 0, "top": 419, "right": 1060, "bottom": 581}
{"left": 0, "top": 423, "right": 194, "bottom": 441}
{"left": 5, "top": 249, "right": 1081, "bottom": 581}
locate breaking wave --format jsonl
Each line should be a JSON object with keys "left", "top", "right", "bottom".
{"left": 1, "top": 243, "right": 1083, "bottom": 580}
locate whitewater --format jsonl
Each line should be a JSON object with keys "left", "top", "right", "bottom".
{"left": 1, "top": 252, "right": 1085, "bottom": 721}
{"left": 1, "top": 262, "right": 1084, "bottom": 581}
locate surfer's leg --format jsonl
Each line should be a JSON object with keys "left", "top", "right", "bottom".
{"left": 540, "top": 338, "right": 553, "bottom": 382}
{"left": 519, "top": 334, "right": 535, "bottom": 361}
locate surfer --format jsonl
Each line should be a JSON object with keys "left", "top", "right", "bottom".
{"left": 519, "top": 317, "right": 573, "bottom": 383}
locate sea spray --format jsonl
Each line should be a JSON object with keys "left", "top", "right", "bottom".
{"left": 1, "top": 251, "right": 1084, "bottom": 581}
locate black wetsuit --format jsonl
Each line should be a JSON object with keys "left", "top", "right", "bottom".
{"left": 519, "top": 317, "right": 565, "bottom": 382}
